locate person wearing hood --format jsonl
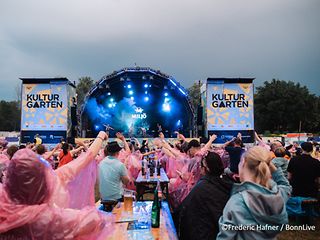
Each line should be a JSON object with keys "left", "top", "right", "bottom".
{"left": 0, "top": 131, "right": 114, "bottom": 239}
{"left": 217, "top": 146, "right": 292, "bottom": 240}
{"left": 176, "top": 151, "right": 234, "bottom": 240}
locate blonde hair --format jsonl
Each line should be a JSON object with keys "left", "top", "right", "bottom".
{"left": 243, "top": 146, "right": 272, "bottom": 188}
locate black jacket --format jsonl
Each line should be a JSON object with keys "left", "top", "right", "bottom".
{"left": 175, "top": 174, "right": 234, "bottom": 240}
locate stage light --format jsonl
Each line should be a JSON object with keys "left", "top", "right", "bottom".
{"left": 94, "top": 125, "right": 99, "bottom": 130}
{"left": 130, "top": 96, "right": 134, "bottom": 100}
{"left": 108, "top": 103, "right": 112, "bottom": 108}
{"left": 179, "top": 88, "right": 187, "bottom": 96}
{"left": 162, "top": 103, "right": 171, "bottom": 112}
{"left": 110, "top": 98, "right": 114, "bottom": 102}
{"left": 164, "top": 92, "right": 168, "bottom": 97}
{"left": 112, "top": 103, "right": 116, "bottom": 107}
{"left": 164, "top": 97, "right": 170, "bottom": 102}
{"left": 144, "top": 96, "right": 149, "bottom": 102}
{"left": 129, "top": 90, "right": 133, "bottom": 95}
{"left": 144, "top": 91, "right": 148, "bottom": 94}
{"left": 169, "top": 79, "right": 177, "bottom": 86}
{"left": 107, "top": 92, "right": 111, "bottom": 96}
{"left": 144, "top": 83, "right": 148, "bottom": 88}
{"left": 127, "top": 84, "right": 132, "bottom": 89}
{"left": 177, "top": 120, "right": 181, "bottom": 126}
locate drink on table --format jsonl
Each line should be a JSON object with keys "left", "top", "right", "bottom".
{"left": 146, "top": 167, "right": 150, "bottom": 180}
{"left": 123, "top": 190, "right": 134, "bottom": 212}
{"left": 151, "top": 180, "right": 160, "bottom": 228}
{"left": 155, "top": 155, "right": 161, "bottom": 176}
{"left": 142, "top": 156, "right": 147, "bottom": 176}
{"left": 157, "top": 180, "right": 162, "bottom": 209}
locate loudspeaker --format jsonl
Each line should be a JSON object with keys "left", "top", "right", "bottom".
{"left": 197, "top": 106, "right": 203, "bottom": 125}
{"left": 71, "top": 106, "right": 78, "bottom": 126}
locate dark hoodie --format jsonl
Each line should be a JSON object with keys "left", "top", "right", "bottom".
{"left": 217, "top": 168, "right": 292, "bottom": 240}
{"left": 175, "top": 174, "right": 234, "bottom": 240}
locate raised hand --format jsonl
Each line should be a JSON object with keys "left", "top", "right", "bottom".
{"left": 116, "top": 132, "right": 125, "bottom": 141}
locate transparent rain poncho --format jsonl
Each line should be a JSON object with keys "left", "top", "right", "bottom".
{"left": 0, "top": 149, "right": 113, "bottom": 239}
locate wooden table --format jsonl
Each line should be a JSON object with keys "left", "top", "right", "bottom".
{"left": 135, "top": 168, "right": 170, "bottom": 201}
{"left": 102, "top": 201, "right": 178, "bottom": 240}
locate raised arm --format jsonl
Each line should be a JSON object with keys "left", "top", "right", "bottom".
{"left": 55, "top": 131, "right": 108, "bottom": 183}
{"left": 70, "top": 146, "right": 85, "bottom": 157}
{"left": 116, "top": 132, "right": 130, "bottom": 153}
{"left": 44, "top": 143, "right": 61, "bottom": 160}
{"left": 176, "top": 132, "right": 186, "bottom": 142}
{"left": 202, "top": 134, "right": 217, "bottom": 152}
{"left": 133, "top": 138, "right": 141, "bottom": 149}
{"left": 269, "top": 161, "right": 292, "bottom": 202}
{"left": 75, "top": 138, "right": 88, "bottom": 151}
{"left": 223, "top": 137, "right": 236, "bottom": 148}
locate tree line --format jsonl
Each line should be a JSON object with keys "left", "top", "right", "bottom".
{"left": 0, "top": 78, "right": 319, "bottom": 134}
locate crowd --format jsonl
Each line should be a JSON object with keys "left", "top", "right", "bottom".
{"left": 0, "top": 130, "right": 319, "bottom": 239}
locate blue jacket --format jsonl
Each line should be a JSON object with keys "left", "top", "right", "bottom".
{"left": 217, "top": 168, "right": 292, "bottom": 240}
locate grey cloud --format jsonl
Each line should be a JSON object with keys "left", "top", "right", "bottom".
{"left": 0, "top": 0, "right": 319, "bottom": 100}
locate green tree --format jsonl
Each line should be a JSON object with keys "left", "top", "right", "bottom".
{"left": 254, "top": 79, "right": 320, "bottom": 133}
{"left": 0, "top": 100, "right": 20, "bottom": 131}
{"left": 187, "top": 81, "right": 201, "bottom": 113}
{"left": 76, "top": 77, "right": 95, "bottom": 107}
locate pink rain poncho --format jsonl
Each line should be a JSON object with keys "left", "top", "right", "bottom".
{"left": 0, "top": 149, "right": 114, "bottom": 239}
{"left": 169, "top": 152, "right": 205, "bottom": 208}
{"left": 118, "top": 150, "right": 142, "bottom": 190}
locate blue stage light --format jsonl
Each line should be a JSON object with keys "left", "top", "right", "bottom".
{"left": 127, "top": 84, "right": 132, "bottom": 89}
{"left": 144, "top": 96, "right": 149, "bottom": 101}
{"left": 94, "top": 125, "right": 99, "bottom": 130}
{"left": 164, "top": 97, "right": 169, "bottom": 102}
{"left": 164, "top": 92, "right": 168, "bottom": 97}
{"left": 130, "top": 96, "right": 134, "bottom": 100}
{"left": 110, "top": 98, "right": 114, "bottom": 102}
{"left": 162, "top": 103, "right": 171, "bottom": 112}
{"left": 145, "top": 91, "right": 148, "bottom": 94}
{"left": 177, "top": 120, "right": 181, "bottom": 126}
{"left": 107, "top": 92, "right": 111, "bottom": 96}
{"left": 144, "top": 84, "right": 148, "bottom": 88}
{"left": 169, "top": 79, "right": 177, "bottom": 86}
{"left": 129, "top": 90, "right": 133, "bottom": 95}
{"left": 108, "top": 103, "right": 112, "bottom": 108}
{"left": 179, "top": 88, "right": 187, "bottom": 95}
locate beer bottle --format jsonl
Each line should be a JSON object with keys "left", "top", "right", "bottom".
{"left": 151, "top": 181, "right": 160, "bottom": 228}
{"left": 157, "top": 180, "right": 162, "bottom": 209}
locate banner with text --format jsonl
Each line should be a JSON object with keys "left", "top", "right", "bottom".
{"left": 21, "top": 83, "right": 68, "bottom": 131}
{"left": 206, "top": 83, "right": 254, "bottom": 131}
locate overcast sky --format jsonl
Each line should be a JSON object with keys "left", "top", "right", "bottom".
{"left": 0, "top": 0, "right": 319, "bottom": 100}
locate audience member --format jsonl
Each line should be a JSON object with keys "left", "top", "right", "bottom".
{"left": 98, "top": 141, "right": 130, "bottom": 201}
{"left": 177, "top": 151, "right": 234, "bottom": 240}
{"left": 0, "top": 132, "right": 114, "bottom": 239}
{"left": 217, "top": 146, "right": 292, "bottom": 239}
{"left": 272, "top": 147, "right": 289, "bottom": 178}
{"left": 287, "top": 142, "right": 320, "bottom": 198}
{"left": 224, "top": 135, "right": 244, "bottom": 175}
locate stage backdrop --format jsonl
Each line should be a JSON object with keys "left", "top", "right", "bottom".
{"left": 202, "top": 78, "right": 255, "bottom": 143}
{"left": 20, "top": 78, "right": 76, "bottom": 144}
